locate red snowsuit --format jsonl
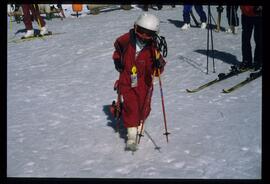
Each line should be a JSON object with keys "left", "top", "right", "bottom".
{"left": 112, "top": 29, "right": 166, "bottom": 128}
{"left": 22, "top": 4, "right": 46, "bottom": 30}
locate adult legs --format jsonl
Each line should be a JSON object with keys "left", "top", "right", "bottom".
{"left": 194, "top": 5, "right": 207, "bottom": 23}
{"left": 226, "top": 6, "right": 239, "bottom": 27}
{"left": 241, "top": 14, "right": 254, "bottom": 67}
{"left": 183, "top": 5, "right": 192, "bottom": 23}
{"left": 22, "top": 4, "right": 33, "bottom": 30}
{"left": 253, "top": 16, "right": 263, "bottom": 69}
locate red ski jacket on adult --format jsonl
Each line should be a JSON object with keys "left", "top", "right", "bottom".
{"left": 240, "top": 6, "right": 262, "bottom": 17}
{"left": 112, "top": 29, "right": 166, "bottom": 128}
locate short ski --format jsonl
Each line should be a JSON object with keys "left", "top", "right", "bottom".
{"left": 186, "top": 66, "right": 248, "bottom": 93}
{"left": 21, "top": 30, "right": 53, "bottom": 39}
{"left": 222, "top": 70, "right": 262, "bottom": 93}
{"left": 9, "top": 31, "right": 65, "bottom": 43}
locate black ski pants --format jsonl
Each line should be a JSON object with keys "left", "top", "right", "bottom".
{"left": 241, "top": 14, "right": 262, "bottom": 67}
{"left": 226, "top": 6, "right": 239, "bottom": 27}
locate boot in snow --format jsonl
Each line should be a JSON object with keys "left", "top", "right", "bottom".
{"left": 40, "top": 26, "right": 48, "bottom": 35}
{"left": 181, "top": 23, "right": 190, "bottom": 30}
{"left": 126, "top": 127, "right": 137, "bottom": 151}
{"left": 23, "top": 29, "right": 34, "bottom": 38}
{"left": 201, "top": 22, "right": 207, "bottom": 29}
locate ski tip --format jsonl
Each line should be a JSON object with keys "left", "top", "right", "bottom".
{"left": 186, "top": 89, "right": 196, "bottom": 93}
{"left": 222, "top": 89, "right": 230, "bottom": 93}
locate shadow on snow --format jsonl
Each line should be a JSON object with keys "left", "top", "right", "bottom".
{"left": 194, "top": 49, "right": 241, "bottom": 66}
{"left": 102, "top": 104, "right": 127, "bottom": 142}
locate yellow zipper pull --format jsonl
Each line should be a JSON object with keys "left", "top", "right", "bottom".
{"left": 131, "top": 65, "right": 137, "bottom": 75}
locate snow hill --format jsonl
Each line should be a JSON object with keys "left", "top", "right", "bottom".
{"left": 7, "top": 5, "right": 261, "bottom": 179}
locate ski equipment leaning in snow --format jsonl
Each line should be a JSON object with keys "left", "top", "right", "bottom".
{"left": 215, "top": 5, "right": 224, "bottom": 32}
{"left": 112, "top": 13, "right": 166, "bottom": 151}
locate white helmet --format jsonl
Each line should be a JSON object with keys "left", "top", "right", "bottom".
{"left": 135, "top": 13, "right": 160, "bottom": 33}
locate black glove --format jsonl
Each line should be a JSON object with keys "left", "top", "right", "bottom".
{"left": 253, "top": 6, "right": 262, "bottom": 16}
{"left": 114, "top": 60, "right": 124, "bottom": 72}
{"left": 216, "top": 6, "right": 224, "bottom": 13}
{"left": 153, "top": 58, "right": 164, "bottom": 69}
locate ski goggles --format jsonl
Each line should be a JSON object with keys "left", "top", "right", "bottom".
{"left": 135, "top": 25, "right": 156, "bottom": 41}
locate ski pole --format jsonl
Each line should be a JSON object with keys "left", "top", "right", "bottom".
{"left": 115, "top": 89, "right": 121, "bottom": 131}
{"left": 206, "top": 7, "right": 210, "bottom": 74}
{"left": 9, "top": 14, "right": 12, "bottom": 33}
{"left": 210, "top": 7, "right": 215, "bottom": 73}
{"left": 157, "top": 68, "right": 170, "bottom": 143}
{"left": 138, "top": 69, "right": 156, "bottom": 144}
{"left": 33, "top": 4, "right": 42, "bottom": 30}
{"left": 33, "top": 4, "right": 46, "bottom": 40}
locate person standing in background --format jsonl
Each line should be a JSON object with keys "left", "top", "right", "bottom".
{"left": 21, "top": 4, "right": 48, "bottom": 38}
{"left": 239, "top": 5, "right": 262, "bottom": 71}
{"left": 181, "top": 4, "right": 207, "bottom": 30}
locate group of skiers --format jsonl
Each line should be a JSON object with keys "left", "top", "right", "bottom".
{"left": 111, "top": 5, "right": 262, "bottom": 151}
{"left": 180, "top": 5, "right": 239, "bottom": 32}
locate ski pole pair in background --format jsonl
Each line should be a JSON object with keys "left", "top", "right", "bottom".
{"left": 111, "top": 13, "right": 169, "bottom": 151}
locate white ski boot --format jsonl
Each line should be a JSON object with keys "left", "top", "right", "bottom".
{"left": 181, "top": 23, "right": 190, "bottom": 30}
{"left": 23, "top": 29, "right": 34, "bottom": 38}
{"left": 201, "top": 22, "right": 207, "bottom": 29}
{"left": 126, "top": 127, "right": 138, "bottom": 151}
{"left": 40, "top": 26, "right": 48, "bottom": 36}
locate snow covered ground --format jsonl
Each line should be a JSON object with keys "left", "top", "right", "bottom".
{"left": 7, "top": 5, "right": 261, "bottom": 179}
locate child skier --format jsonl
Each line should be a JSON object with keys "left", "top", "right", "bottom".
{"left": 112, "top": 13, "right": 166, "bottom": 151}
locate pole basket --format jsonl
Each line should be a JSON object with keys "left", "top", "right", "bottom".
{"left": 163, "top": 132, "right": 170, "bottom": 136}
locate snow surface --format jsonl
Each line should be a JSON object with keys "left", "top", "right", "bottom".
{"left": 7, "top": 5, "right": 261, "bottom": 179}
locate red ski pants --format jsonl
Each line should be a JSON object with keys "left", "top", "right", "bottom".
{"left": 22, "top": 4, "right": 46, "bottom": 30}
{"left": 121, "top": 86, "right": 152, "bottom": 128}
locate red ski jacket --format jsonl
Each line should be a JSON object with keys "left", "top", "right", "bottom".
{"left": 240, "top": 6, "right": 262, "bottom": 17}
{"left": 112, "top": 29, "right": 166, "bottom": 127}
